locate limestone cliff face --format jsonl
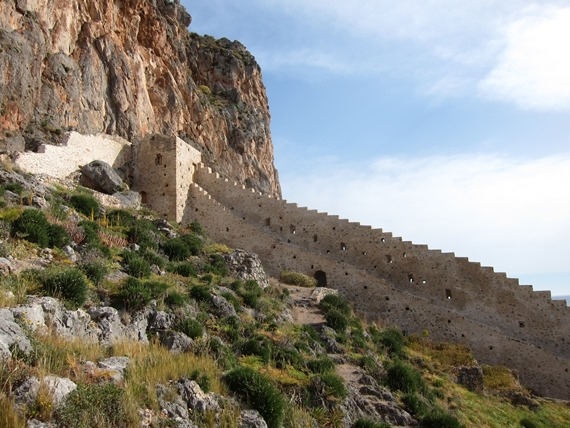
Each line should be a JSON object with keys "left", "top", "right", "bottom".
{"left": 0, "top": 0, "right": 280, "bottom": 197}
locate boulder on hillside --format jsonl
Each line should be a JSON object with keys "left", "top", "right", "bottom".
{"left": 80, "top": 160, "right": 125, "bottom": 194}
{"left": 0, "top": 309, "right": 33, "bottom": 359}
{"left": 224, "top": 250, "right": 269, "bottom": 288}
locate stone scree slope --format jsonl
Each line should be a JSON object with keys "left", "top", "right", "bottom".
{"left": 187, "top": 164, "right": 570, "bottom": 400}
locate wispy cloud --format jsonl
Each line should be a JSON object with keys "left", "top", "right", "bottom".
{"left": 479, "top": 6, "right": 570, "bottom": 111}
{"left": 279, "top": 152, "right": 570, "bottom": 289}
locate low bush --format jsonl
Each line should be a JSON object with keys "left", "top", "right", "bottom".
{"left": 190, "top": 220, "right": 204, "bottom": 235}
{"left": 121, "top": 250, "right": 151, "bottom": 278}
{"left": 325, "top": 308, "right": 349, "bottom": 332}
{"left": 384, "top": 360, "right": 426, "bottom": 394}
{"left": 279, "top": 270, "right": 317, "bottom": 287}
{"left": 307, "top": 356, "right": 336, "bottom": 374}
{"left": 203, "top": 243, "right": 232, "bottom": 254}
{"left": 520, "top": 418, "right": 539, "bottom": 428}
{"left": 0, "top": 182, "right": 25, "bottom": 195}
{"left": 402, "top": 392, "right": 430, "bottom": 418}
{"left": 40, "top": 267, "right": 89, "bottom": 308}
{"left": 79, "top": 220, "right": 100, "bottom": 244}
{"left": 166, "top": 261, "right": 197, "bottom": 277}
{"left": 224, "top": 366, "right": 286, "bottom": 428}
{"left": 80, "top": 260, "right": 108, "bottom": 286}
{"left": 177, "top": 317, "right": 204, "bottom": 339}
{"left": 311, "top": 373, "right": 348, "bottom": 401}
{"left": 112, "top": 277, "right": 168, "bottom": 312}
{"left": 69, "top": 193, "right": 100, "bottom": 218}
{"left": 47, "top": 224, "right": 71, "bottom": 248}
{"left": 164, "top": 291, "right": 187, "bottom": 307}
{"left": 421, "top": 410, "right": 462, "bottom": 428}
{"left": 373, "top": 328, "right": 405, "bottom": 358}
{"left": 12, "top": 209, "right": 50, "bottom": 247}
{"left": 139, "top": 248, "right": 167, "bottom": 269}
{"left": 162, "top": 237, "right": 192, "bottom": 261}
{"left": 127, "top": 220, "right": 160, "bottom": 250}
{"left": 190, "top": 285, "right": 212, "bottom": 303}
{"left": 239, "top": 336, "right": 272, "bottom": 363}
{"left": 55, "top": 383, "right": 126, "bottom": 428}
{"left": 237, "top": 279, "right": 263, "bottom": 309}
{"left": 190, "top": 368, "right": 211, "bottom": 393}
{"left": 203, "top": 253, "right": 228, "bottom": 276}
{"left": 353, "top": 419, "right": 391, "bottom": 428}
{"left": 320, "top": 293, "right": 351, "bottom": 316}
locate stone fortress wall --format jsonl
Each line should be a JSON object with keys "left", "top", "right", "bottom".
{"left": 187, "top": 164, "right": 570, "bottom": 399}
{"left": 10, "top": 133, "right": 570, "bottom": 399}
{"left": 132, "top": 135, "right": 201, "bottom": 222}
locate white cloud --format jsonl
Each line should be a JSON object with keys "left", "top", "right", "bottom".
{"left": 280, "top": 153, "right": 570, "bottom": 292}
{"left": 480, "top": 6, "right": 570, "bottom": 110}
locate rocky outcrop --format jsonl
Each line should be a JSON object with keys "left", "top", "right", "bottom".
{"left": 80, "top": 160, "right": 126, "bottom": 194}
{"left": 224, "top": 249, "right": 269, "bottom": 288}
{"left": 0, "top": 0, "right": 280, "bottom": 197}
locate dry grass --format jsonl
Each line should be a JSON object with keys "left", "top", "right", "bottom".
{"left": 110, "top": 340, "right": 223, "bottom": 422}
{"left": 409, "top": 340, "right": 476, "bottom": 368}
{"left": 98, "top": 230, "right": 128, "bottom": 248}
{"left": 482, "top": 365, "right": 521, "bottom": 391}
{"left": 0, "top": 393, "right": 25, "bottom": 428}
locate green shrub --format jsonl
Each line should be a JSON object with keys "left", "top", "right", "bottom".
{"left": 127, "top": 221, "right": 160, "bottom": 250}
{"left": 55, "top": 383, "right": 126, "bottom": 428}
{"left": 79, "top": 220, "right": 100, "bottom": 244}
{"left": 353, "top": 419, "right": 391, "bottom": 428}
{"left": 203, "top": 253, "right": 228, "bottom": 276}
{"left": 310, "top": 373, "right": 348, "bottom": 401}
{"left": 12, "top": 209, "right": 50, "bottom": 247}
{"left": 121, "top": 251, "right": 151, "bottom": 278}
{"left": 139, "top": 248, "right": 167, "bottom": 269}
{"left": 47, "top": 224, "right": 71, "bottom": 248}
{"left": 166, "top": 261, "right": 197, "bottom": 277}
{"left": 307, "top": 356, "right": 336, "bottom": 374}
{"left": 272, "top": 344, "right": 302, "bottom": 369}
{"left": 402, "top": 392, "right": 430, "bottom": 418}
{"left": 224, "top": 366, "right": 286, "bottom": 428}
{"left": 279, "top": 270, "right": 317, "bottom": 287}
{"left": 190, "top": 285, "right": 211, "bottom": 303}
{"left": 325, "top": 308, "right": 349, "bottom": 332}
{"left": 374, "top": 328, "right": 405, "bottom": 358}
{"left": 40, "top": 267, "right": 88, "bottom": 308}
{"left": 520, "top": 419, "right": 539, "bottom": 428}
{"left": 320, "top": 294, "right": 351, "bottom": 316}
{"left": 112, "top": 277, "right": 168, "bottom": 312}
{"left": 69, "top": 193, "right": 100, "bottom": 218}
{"left": 190, "top": 369, "right": 211, "bottom": 393}
{"left": 1, "top": 182, "right": 25, "bottom": 195}
{"left": 384, "top": 360, "right": 426, "bottom": 394}
{"left": 80, "top": 260, "right": 108, "bottom": 286}
{"left": 221, "top": 292, "right": 242, "bottom": 311}
{"left": 163, "top": 237, "right": 192, "bottom": 261}
{"left": 421, "top": 411, "right": 462, "bottom": 428}
{"left": 164, "top": 291, "right": 187, "bottom": 307}
{"left": 177, "top": 317, "right": 204, "bottom": 339}
{"left": 190, "top": 220, "right": 204, "bottom": 235}
{"left": 239, "top": 336, "right": 272, "bottom": 363}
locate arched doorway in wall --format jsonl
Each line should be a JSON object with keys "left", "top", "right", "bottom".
{"left": 314, "top": 270, "right": 327, "bottom": 287}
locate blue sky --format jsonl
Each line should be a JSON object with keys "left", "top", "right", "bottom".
{"left": 182, "top": 0, "right": 570, "bottom": 296}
